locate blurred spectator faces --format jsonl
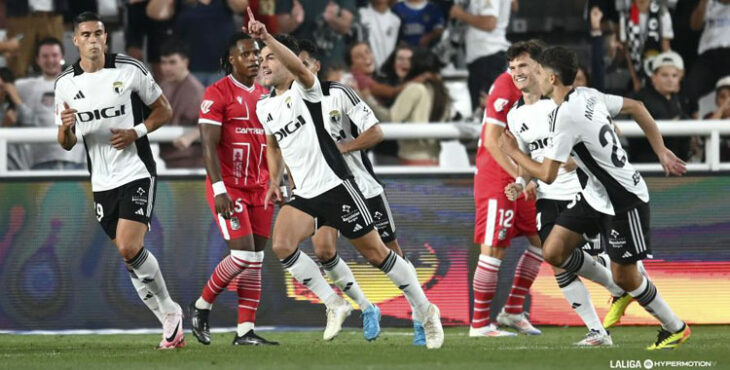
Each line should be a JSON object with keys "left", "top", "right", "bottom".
{"left": 714, "top": 76, "right": 730, "bottom": 117}
{"left": 393, "top": 46, "right": 413, "bottom": 81}
{"left": 574, "top": 66, "right": 590, "bottom": 87}
{"left": 348, "top": 42, "right": 376, "bottom": 75}
{"left": 36, "top": 41, "right": 64, "bottom": 77}
{"left": 648, "top": 51, "right": 684, "bottom": 96}
{"left": 160, "top": 52, "right": 189, "bottom": 83}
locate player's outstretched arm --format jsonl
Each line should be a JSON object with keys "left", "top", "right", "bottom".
{"left": 243, "top": 7, "right": 315, "bottom": 88}
{"left": 499, "top": 130, "right": 561, "bottom": 184}
{"left": 110, "top": 95, "right": 172, "bottom": 150}
{"left": 264, "top": 134, "right": 285, "bottom": 209}
{"left": 200, "top": 123, "right": 236, "bottom": 218}
{"left": 621, "top": 97, "right": 687, "bottom": 176}
{"left": 57, "top": 102, "right": 78, "bottom": 150}
{"left": 338, "top": 125, "right": 383, "bottom": 153}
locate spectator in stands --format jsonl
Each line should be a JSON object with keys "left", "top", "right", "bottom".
{"left": 375, "top": 44, "right": 414, "bottom": 106}
{"left": 686, "top": 0, "right": 730, "bottom": 115}
{"left": 0, "top": 67, "right": 20, "bottom": 127}
{"left": 15, "top": 38, "right": 85, "bottom": 170}
{"left": 124, "top": 0, "right": 175, "bottom": 80}
{"left": 449, "top": 0, "right": 511, "bottom": 113}
{"left": 347, "top": 41, "right": 404, "bottom": 103}
{"left": 392, "top": 0, "right": 444, "bottom": 48}
{"left": 629, "top": 51, "right": 692, "bottom": 162}
{"left": 621, "top": 0, "right": 674, "bottom": 93}
{"left": 704, "top": 76, "right": 730, "bottom": 160}
{"left": 574, "top": 65, "right": 590, "bottom": 88}
{"left": 379, "top": 48, "right": 451, "bottom": 166}
{"left": 147, "top": 0, "right": 248, "bottom": 86}
{"left": 359, "top": 0, "right": 401, "bottom": 70}
{"left": 158, "top": 40, "right": 205, "bottom": 168}
{"left": 4, "top": 1, "right": 67, "bottom": 78}
{"left": 276, "top": 0, "right": 356, "bottom": 70}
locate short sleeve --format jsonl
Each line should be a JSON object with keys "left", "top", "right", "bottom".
{"left": 292, "top": 78, "right": 322, "bottom": 102}
{"left": 484, "top": 78, "right": 514, "bottom": 127}
{"left": 601, "top": 92, "right": 624, "bottom": 117}
{"left": 256, "top": 102, "right": 273, "bottom": 135}
{"left": 473, "top": 0, "right": 500, "bottom": 17}
{"left": 198, "top": 86, "right": 225, "bottom": 126}
{"left": 133, "top": 65, "right": 163, "bottom": 106}
{"left": 544, "top": 106, "right": 576, "bottom": 163}
{"left": 338, "top": 85, "right": 378, "bottom": 132}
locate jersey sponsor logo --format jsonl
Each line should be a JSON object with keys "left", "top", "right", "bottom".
{"left": 132, "top": 187, "right": 148, "bottom": 205}
{"left": 528, "top": 137, "right": 550, "bottom": 152}
{"left": 230, "top": 216, "right": 241, "bottom": 231}
{"left": 498, "top": 228, "right": 508, "bottom": 240}
{"left": 341, "top": 204, "right": 361, "bottom": 224}
{"left": 113, "top": 81, "right": 124, "bottom": 95}
{"left": 609, "top": 229, "right": 627, "bottom": 248}
{"left": 234, "top": 127, "right": 266, "bottom": 135}
{"left": 76, "top": 105, "right": 127, "bottom": 122}
{"left": 273, "top": 115, "right": 306, "bottom": 142}
{"left": 493, "top": 98, "right": 509, "bottom": 112}
{"left": 373, "top": 211, "right": 383, "bottom": 220}
{"left": 200, "top": 100, "right": 214, "bottom": 114}
{"left": 342, "top": 205, "right": 351, "bottom": 213}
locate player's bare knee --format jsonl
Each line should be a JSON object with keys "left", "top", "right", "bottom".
{"left": 315, "top": 247, "right": 336, "bottom": 263}
{"left": 271, "top": 239, "right": 297, "bottom": 260}
{"left": 228, "top": 235, "right": 255, "bottom": 251}
{"left": 542, "top": 244, "right": 564, "bottom": 267}
{"left": 385, "top": 240, "right": 403, "bottom": 257}
{"left": 116, "top": 241, "right": 143, "bottom": 261}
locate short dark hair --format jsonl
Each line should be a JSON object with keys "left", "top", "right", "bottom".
{"left": 220, "top": 32, "right": 253, "bottom": 74}
{"left": 35, "top": 37, "right": 64, "bottom": 58}
{"left": 537, "top": 46, "right": 579, "bottom": 86}
{"left": 298, "top": 39, "right": 321, "bottom": 62}
{"left": 270, "top": 34, "right": 300, "bottom": 55}
{"left": 0, "top": 67, "right": 15, "bottom": 84}
{"left": 506, "top": 39, "right": 546, "bottom": 62}
{"left": 73, "top": 11, "right": 104, "bottom": 31}
{"left": 344, "top": 41, "right": 369, "bottom": 67}
{"left": 160, "top": 39, "right": 190, "bottom": 59}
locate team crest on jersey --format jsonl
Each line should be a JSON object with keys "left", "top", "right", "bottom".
{"left": 285, "top": 97, "right": 292, "bottom": 109}
{"left": 113, "top": 81, "right": 124, "bottom": 95}
{"left": 498, "top": 228, "right": 508, "bottom": 241}
{"left": 493, "top": 98, "right": 509, "bottom": 112}
{"left": 236, "top": 96, "right": 243, "bottom": 105}
{"left": 329, "top": 110, "right": 341, "bottom": 124}
{"left": 200, "top": 100, "right": 214, "bottom": 114}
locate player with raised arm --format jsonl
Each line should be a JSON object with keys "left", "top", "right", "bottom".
{"left": 498, "top": 46, "right": 691, "bottom": 350}
{"left": 245, "top": 9, "right": 444, "bottom": 348}
{"left": 298, "top": 40, "right": 426, "bottom": 345}
{"left": 470, "top": 45, "right": 545, "bottom": 337}
{"left": 55, "top": 12, "right": 183, "bottom": 349}
{"left": 189, "top": 33, "right": 278, "bottom": 346}
{"left": 501, "top": 41, "right": 628, "bottom": 346}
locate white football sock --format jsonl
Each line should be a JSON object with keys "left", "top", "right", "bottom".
{"left": 322, "top": 253, "right": 371, "bottom": 310}
{"left": 195, "top": 296, "right": 212, "bottom": 310}
{"left": 126, "top": 247, "right": 178, "bottom": 314}
{"left": 556, "top": 273, "right": 606, "bottom": 335}
{"left": 237, "top": 322, "right": 254, "bottom": 336}
{"left": 629, "top": 276, "right": 684, "bottom": 332}
{"left": 561, "top": 249, "right": 624, "bottom": 297}
{"left": 127, "top": 268, "right": 164, "bottom": 324}
{"left": 281, "top": 249, "right": 338, "bottom": 308}
{"left": 379, "top": 251, "right": 430, "bottom": 320}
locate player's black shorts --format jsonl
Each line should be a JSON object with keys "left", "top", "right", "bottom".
{"left": 93, "top": 177, "right": 157, "bottom": 240}
{"left": 286, "top": 179, "right": 375, "bottom": 239}
{"left": 604, "top": 202, "right": 652, "bottom": 264}
{"left": 366, "top": 192, "right": 397, "bottom": 243}
{"left": 536, "top": 198, "right": 602, "bottom": 256}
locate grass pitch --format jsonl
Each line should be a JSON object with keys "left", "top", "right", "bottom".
{"left": 0, "top": 326, "right": 726, "bottom": 370}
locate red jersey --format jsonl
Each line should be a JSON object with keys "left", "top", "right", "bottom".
{"left": 199, "top": 75, "right": 269, "bottom": 192}
{"left": 474, "top": 72, "right": 522, "bottom": 192}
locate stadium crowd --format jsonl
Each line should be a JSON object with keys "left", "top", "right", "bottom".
{"left": 1, "top": 0, "right": 730, "bottom": 169}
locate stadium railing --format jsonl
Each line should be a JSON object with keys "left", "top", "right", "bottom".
{"left": 1, "top": 120, "right": 729, "bottom": 176}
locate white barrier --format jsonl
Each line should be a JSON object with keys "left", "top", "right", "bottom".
{"left": 1, "top": 120, "right": 729, "bottom": 176}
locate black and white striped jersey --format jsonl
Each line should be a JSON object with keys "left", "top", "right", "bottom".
{"left": 544, "top": 87, "right": 649, "bottom": 215}
{"left": 54, "top": 53, "right": 162, "bottom": 192}
{"left": 320, "top": 81, "right": 383, "bottom": 199}
{"left": 256, "top": 79, "right": 352, "bottom": 198}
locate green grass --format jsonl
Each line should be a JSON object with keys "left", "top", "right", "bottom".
{"left": 0, "top": 326, "right": 726, "bottom": 370}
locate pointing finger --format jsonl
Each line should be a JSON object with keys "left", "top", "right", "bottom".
{"left": 247, "top": 6, "right": 256, "bottom": 22}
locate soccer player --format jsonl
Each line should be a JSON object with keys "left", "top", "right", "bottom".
{"left": 298, "top": 39, "right": 426, "bottom": 345}
{"left": 189, "top": 33, "right": 278, "bottom": 346}
{"left": 471, "top": 52, "right": 543, "bottom": 337}
{"left": 55, "top": 12, "right": 184, "bottom": 349}
{"left": 499, "top": 46, "right": 691, "bottom": 350}
{"left": 245, "top": 9, "right": 444, "bottom": 348}
{"left": 501, "top": 41, "right": 627, "bottom": 346}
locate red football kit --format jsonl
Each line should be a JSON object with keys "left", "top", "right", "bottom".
{"left": 473, "top": 72, "right": 537, "bottom": 247}
{"left": 199, "top": 75, "right": 273, "bottom": 240}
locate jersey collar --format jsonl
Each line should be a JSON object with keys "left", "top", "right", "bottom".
{"left": 227, "top": 75, "right": 255, "bottom": 92}
{"left": 72, "top": 53, "right": 117, "bottom": 76}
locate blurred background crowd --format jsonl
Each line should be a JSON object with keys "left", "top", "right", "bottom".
{"left": 1, "top": 0, "right": 729, "bottom": 170}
